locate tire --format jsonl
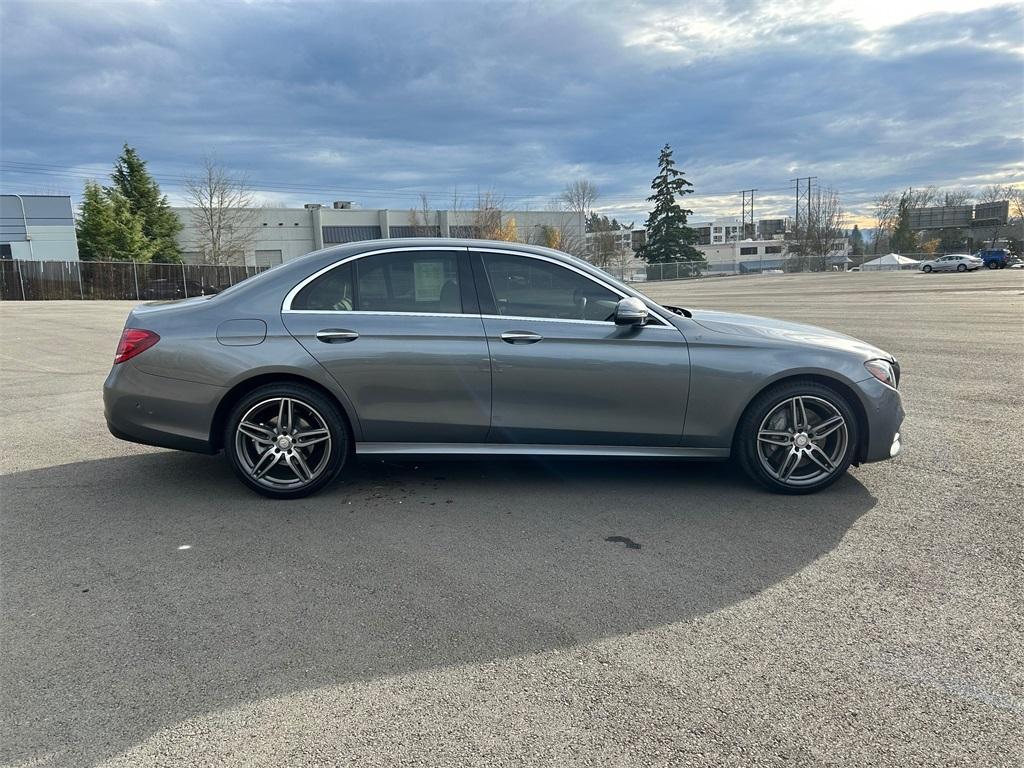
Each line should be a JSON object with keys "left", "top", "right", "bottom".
{"left": 922, "top": 265, "right": 932, "bottom": 273}
{"left": 957, "top": 264, "right": 967, "bottom": 272}
{"left": 735, "top": 380, "right": 860, "bottom": 495}
{"left": 224, "top": 382, "right": 350, "bottom": 499}
{"left": 988, "top": 261, "right": 999, "bottom": 270}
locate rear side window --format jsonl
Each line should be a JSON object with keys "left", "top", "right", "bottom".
{"left": 291, "top": 264, "right": 353, "bottom": 311}
{"left": 481, "top": 254, "right": 619, "bottom": 322}
{"left": 356, "top": 251, "right": 462, "bottom": 313}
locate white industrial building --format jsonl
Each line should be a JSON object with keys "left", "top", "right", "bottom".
{"left": 0, "top": 195, "right": 80, "bottom": 261}
{"left": 172, "top": 202, "right": 584, "bottom": 267}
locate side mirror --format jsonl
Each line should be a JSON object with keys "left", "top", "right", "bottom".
{"left": 614, "top": 297, "right": 649, "bottom": 326}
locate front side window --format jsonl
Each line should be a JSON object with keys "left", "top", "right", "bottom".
{"left": 356, "top": 251, "right": 462, "bottom": 313}
{"left": 481, "top": 254, "right": 620, "bottom": 322}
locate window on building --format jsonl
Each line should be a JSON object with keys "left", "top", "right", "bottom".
{"left": 765, "top": 245, "right": 783, "bottom": 254}
{"left": 322, "top": 225, "right": 383, "bottom": 244}
{"left": 0, "top": 243, "right": 12, "bottom": 260}
{"left": 740, "top": 246, "right": 758, "bottom": 255}
{"left": 481, "top": 253, "right": 619, "bottom": 322}
{"left": 389, "top": 226, "right": 442, "bottom": 238}
{"left": 256, "top": 250, "right": 283, "bottom": 268}
{"left": 357, "top": 251, "right": 462, "bottom": 313}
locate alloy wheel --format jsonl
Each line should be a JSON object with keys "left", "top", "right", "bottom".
{"left": 755, "top": 395, "right": 849, "bottom": 487}
{"left": 234, "top": 397, "right": 333, "bottom": 490}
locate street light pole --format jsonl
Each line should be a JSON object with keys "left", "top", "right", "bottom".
{"left": 10, "top": 194, "right": 36, "bottom": 260}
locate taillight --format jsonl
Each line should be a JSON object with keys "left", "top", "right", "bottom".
{"left": 114, "top": 328, "right": 160, "bottom": 364}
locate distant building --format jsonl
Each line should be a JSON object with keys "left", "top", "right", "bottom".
{"left": 585, "top": 228, "right": 637, "bottom": 253}
{"left": 172, "top": 202, "right": 583, "bottom": 267}
{"left": 691, "top": 217, "right": 742, "bottom": 245}
{"left": 700, "top": 239, "right": 789, "bottom": 270}
{"left": 0, "top": 195, "right": 80, "bottom": 261}
{"left": 757, "top": 217, "right": 792, "bottom": 240}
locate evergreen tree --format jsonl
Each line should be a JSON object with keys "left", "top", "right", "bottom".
{"left": 106, "top": 192, "right": 156, "bottom": 262}
{"left": 107, "top": 144, "right": 182, "bottom": 262}
{"left": 636, "top": 144, "right": 703, "bottom": 268}
{"left": 890, "top": 191, "right": 918, "bottom": 254}
{"left": 850, "top": 224, "right": 864, "bottom": 256}
{"left": 76, "top": 181, "right": 117, "bottom": 261}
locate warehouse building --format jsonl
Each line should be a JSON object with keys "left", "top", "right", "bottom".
{"left": 0, "top": 194, "right": 80, "bottom": 261}
{"left": 172, "top": 202, "right": 583, "bottom": 267}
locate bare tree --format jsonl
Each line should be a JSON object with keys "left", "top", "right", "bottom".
{"left": 871, "top": 192, "right": 900, "bottom": 254}
{"left": 560, "top": 179, "right": 598, "bottom": 251}
{"left": 941, "top": 189, "right": 972, "bottom": 206}
{"left": 408, "top": 193, "right": 435, "bottom": 237}
{"left": 471, "top": 189, "right": 518, "bottom": 241}
{"left": 185, "top": 156, "right": 256, "bottom": 266}
{"left": 792, "top": 186, "right": 846, "bottom": 271}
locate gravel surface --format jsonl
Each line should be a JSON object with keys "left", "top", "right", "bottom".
{"left": 1, "top": 269, "right": 1022, "bottom": 767}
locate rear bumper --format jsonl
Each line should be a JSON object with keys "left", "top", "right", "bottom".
{"left": 855, "top": 376, "right": 905, "bottom": 463}
{"left": 103, "top": 363, "right": 223, "bottom": 454}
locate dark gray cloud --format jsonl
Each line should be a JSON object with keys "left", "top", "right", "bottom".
{"left": 2, "top": 0, "right": 1021, "bottom": 222}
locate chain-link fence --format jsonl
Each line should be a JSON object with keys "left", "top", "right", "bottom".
{"left": 602, "top": 261, "right": 715, "bottom": 283}
{"left": 0, "top": 260, "right": 268, "bottom": 301}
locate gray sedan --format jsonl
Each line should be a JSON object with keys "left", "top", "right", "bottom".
{"left": 104, "top": 239, "right": 904, "bottom": 498}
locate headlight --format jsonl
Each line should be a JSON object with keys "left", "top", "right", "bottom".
{"left": 865, "top": 359, "right": 898, "bottom": 389}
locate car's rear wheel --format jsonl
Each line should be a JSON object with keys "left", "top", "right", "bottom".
{"left": 736, "top": 380, "right": 859, "bottom": 494}
{"left": 224, "top": 383, "right": 350, "bottom": 499}
{"left": 957, "top": 263, "right": 967, "bottom": 272}
{"left": 922, "top": 265, "right": 932, "bottom": 273}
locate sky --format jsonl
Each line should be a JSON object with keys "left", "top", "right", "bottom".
{"left": 1, "top": 0, "right": 1022, "bottom": 227}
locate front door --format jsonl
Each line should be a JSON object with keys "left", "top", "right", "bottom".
{"left": 473, "top": 250, "right": 690, "bottom": 446}
{"left": 282, "top": 248, "right": 491, "bottom": 443}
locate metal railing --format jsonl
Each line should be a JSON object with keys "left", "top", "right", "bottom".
{"left": 0, "top": 259, "right": 268, "bottom": 301}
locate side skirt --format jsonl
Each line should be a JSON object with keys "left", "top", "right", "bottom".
{"left": 355, "top": 443, "right": 729, "bottom": 458}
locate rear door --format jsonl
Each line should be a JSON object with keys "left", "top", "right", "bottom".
{"left": 472, "top": 249, "right": 690, "bottom": 447}
{"left": 282, "top": 247, "right": 491, "bottom": 443}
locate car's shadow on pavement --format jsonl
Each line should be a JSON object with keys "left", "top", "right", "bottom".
{"left": 1, "top": 451, "right": 876, "bottom": 766}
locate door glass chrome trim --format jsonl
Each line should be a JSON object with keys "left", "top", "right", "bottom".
{"left": 284, "top": 309, "right": 478, "bottom": 318}
{"left": 470, "top": 247, "right": 673, "bottom": 327}
{"left": 282, "top": 245, "right": 469, "bottom": 312}
{"left": 479, "top": 313, "right": 679, "bottom": 329}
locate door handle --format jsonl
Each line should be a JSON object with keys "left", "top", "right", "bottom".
{"left": 500, "top": 330, "right": 543, "bottom": 344}
{"left": 316, "top": 329, "right": 359, "bottom": 343}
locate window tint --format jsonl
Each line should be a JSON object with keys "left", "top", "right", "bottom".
{"left": 356, "top": 251, "right": 462, "bottom": 313}
{"left": 291, "top": 264, "right": 354, "bottom": 311}
{"left": 482, "top": 254, "right": 619, "bottom": 321}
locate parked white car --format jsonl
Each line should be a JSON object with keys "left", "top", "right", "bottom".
{"left": 919, "top": 254, "right": 982, "bottom": 273}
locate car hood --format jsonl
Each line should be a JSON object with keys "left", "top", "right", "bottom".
{"left": 687, "top": 309, "right": 892, "bottom": 360}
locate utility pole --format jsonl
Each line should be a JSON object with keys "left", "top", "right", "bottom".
{"left": 740, "top": 189, "right": 757, "bottom": 239}
{"left": 790, "top": 177, "right": 817, "bottom": 269}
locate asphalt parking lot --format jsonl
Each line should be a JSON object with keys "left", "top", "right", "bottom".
{"left": 1, "top": 269, "right": 1022, "bottom": 767}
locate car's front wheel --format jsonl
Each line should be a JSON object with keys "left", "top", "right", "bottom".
{"left": 736, "top": 380, "right": 859, "bottom": 494}
{"left": 922, "top": 264, "right": 933, "bottom": 273}
{"left": 224, "top": 383, "right": 350, "bottom": 498}
{"left": 987, "top": 261, "right": 999, "bottom": 269}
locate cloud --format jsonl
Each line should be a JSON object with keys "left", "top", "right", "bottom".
{"left": 1, "top": 0, "right": 1021, "bottom": 224}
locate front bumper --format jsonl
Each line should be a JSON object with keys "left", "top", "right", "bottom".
{"left": 104, "top": 362, "right": 224, "bottom": 454}
{"left": 854, "top": 375, "right": 905, "bottom": 463}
